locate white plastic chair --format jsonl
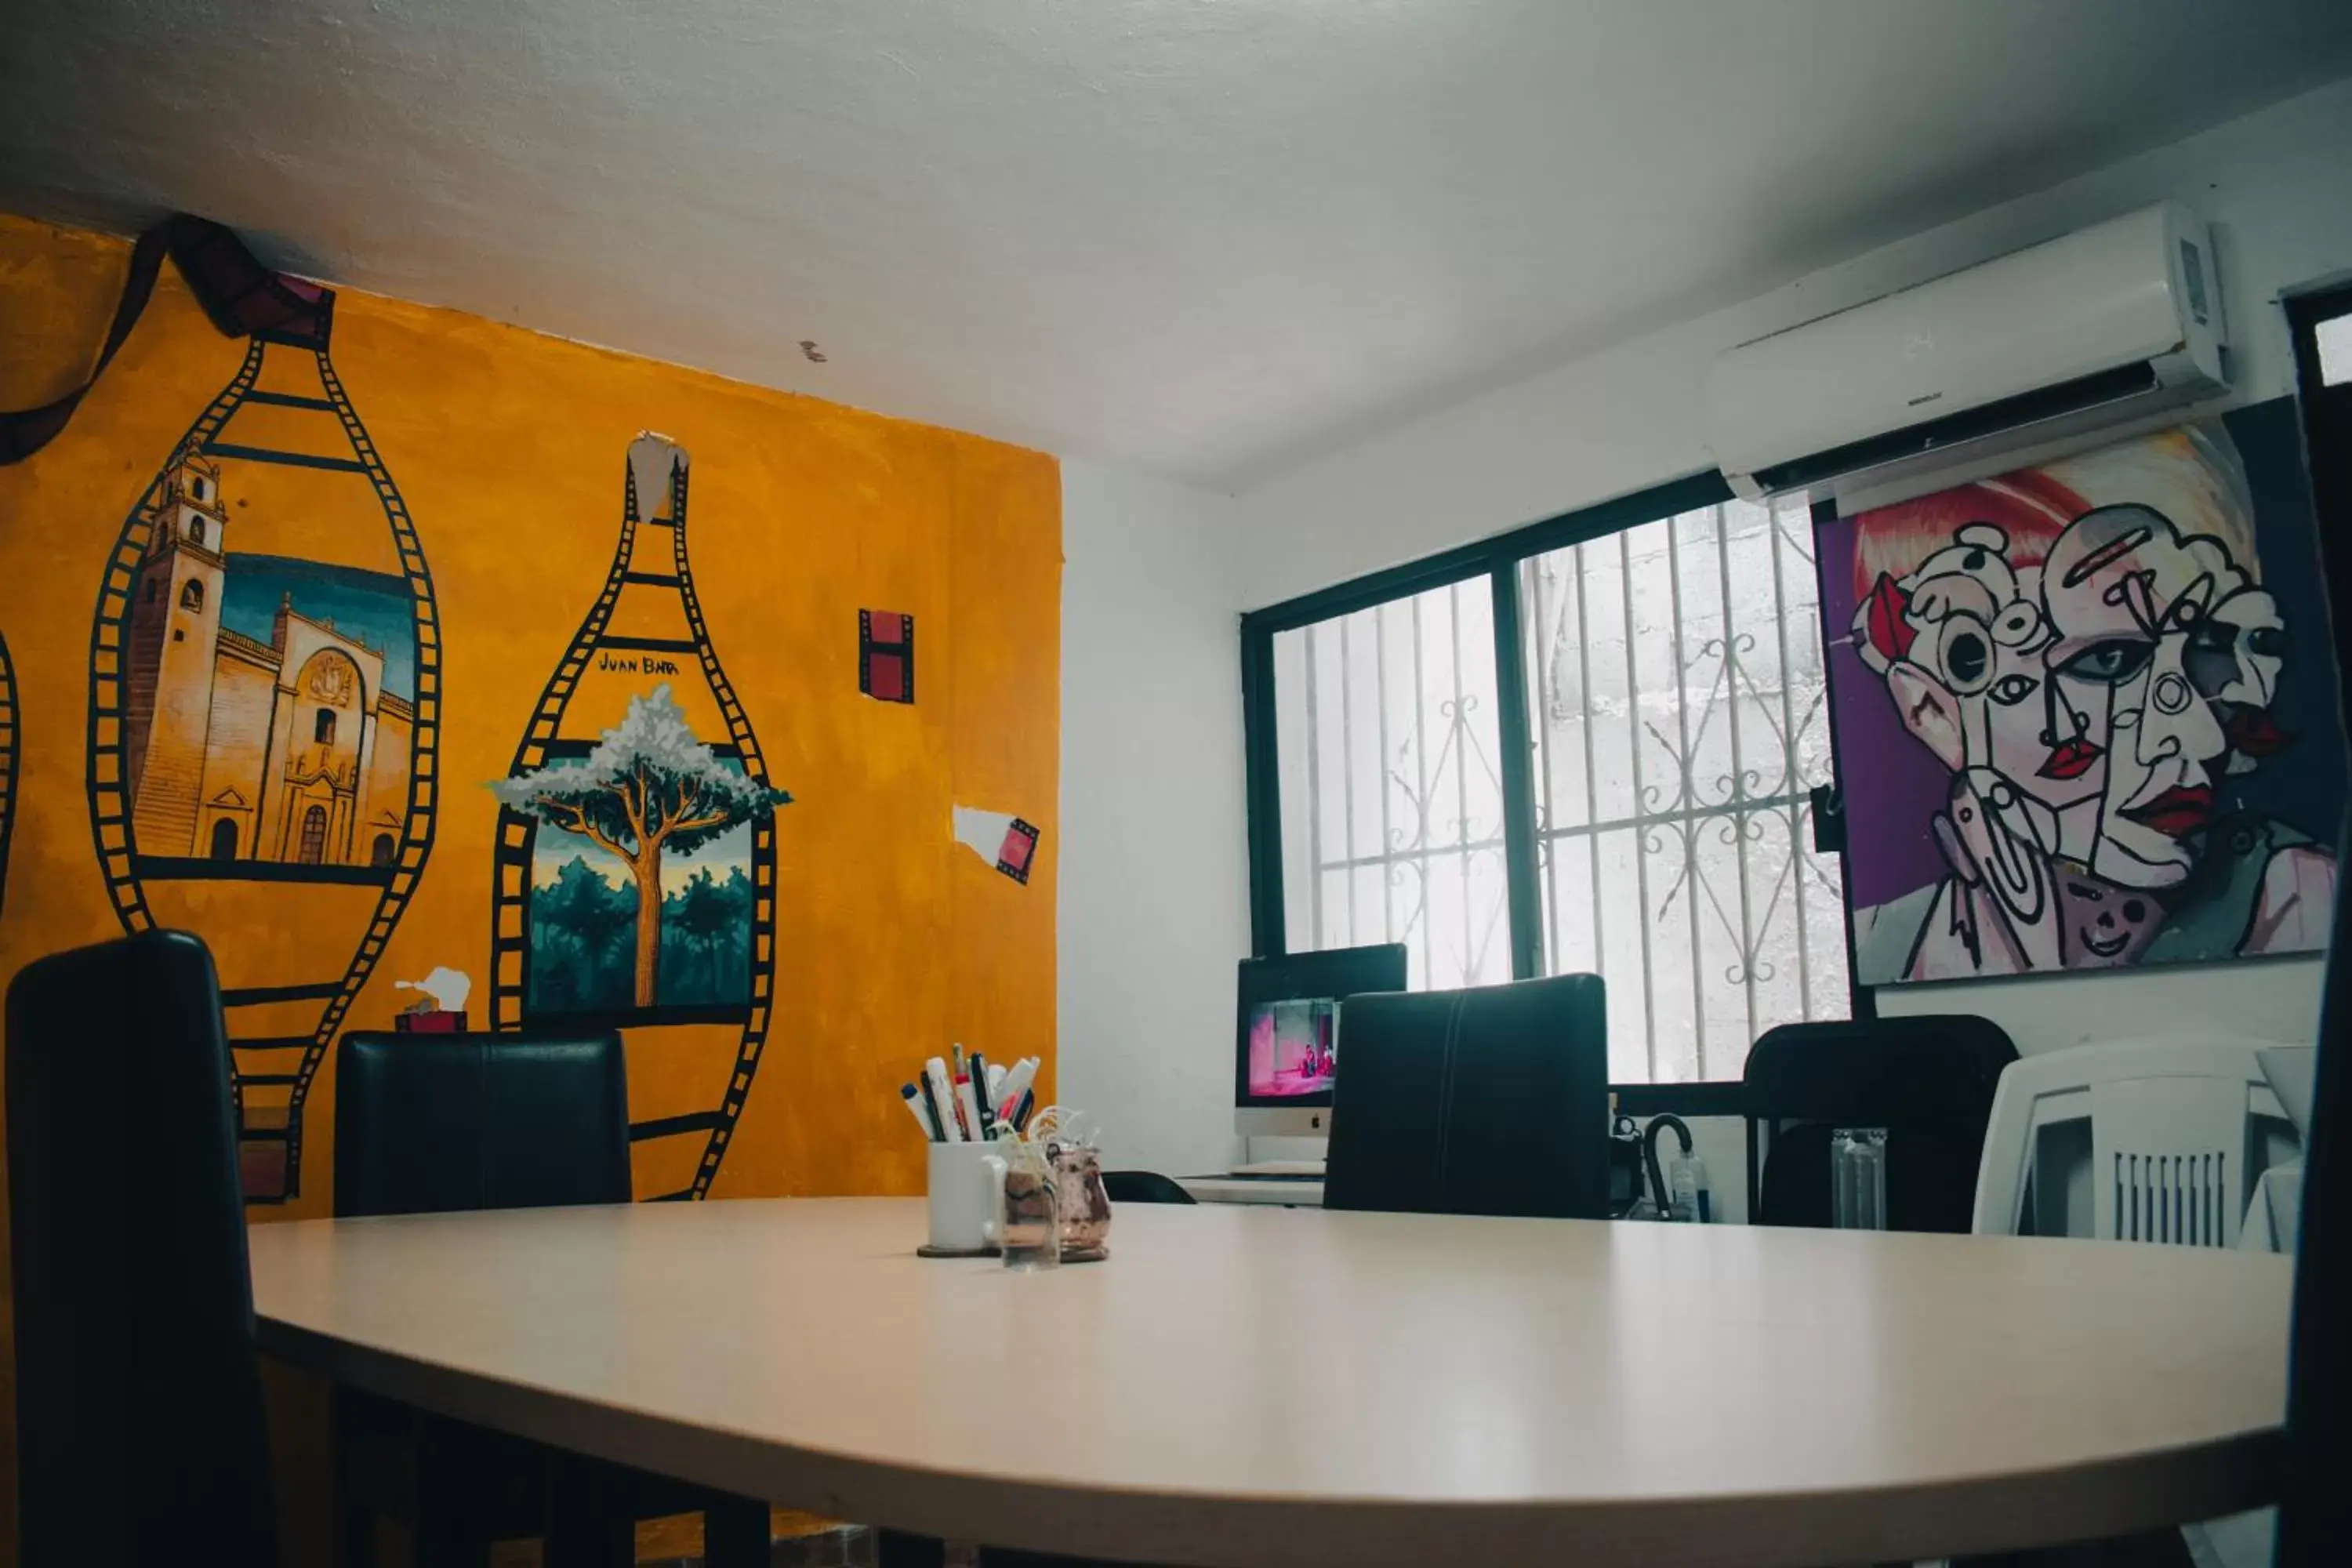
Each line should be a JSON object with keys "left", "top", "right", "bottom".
{"left": 1973, "top": 1037, "right": 2310, "bottom": 1568}
{"left": 1972, "top": 1036, "right": 2309, "bottom": 1246}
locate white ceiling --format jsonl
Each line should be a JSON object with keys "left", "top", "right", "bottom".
{"left": 7, "top": 2, "right": 2352, "bottom": 486}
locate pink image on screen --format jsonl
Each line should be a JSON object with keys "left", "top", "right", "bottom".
{"left": 1246, "top": 999, "right": 1337, "bottom": 1097}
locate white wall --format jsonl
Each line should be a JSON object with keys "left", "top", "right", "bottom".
{"left": 1057, "top": 460, "right": 1251, "bottom": 1177}
{"left": 1232, "top": 74, "right": 2352, "bottom": 1061}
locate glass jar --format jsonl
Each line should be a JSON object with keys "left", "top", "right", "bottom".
{"left": 1054, "top": 1143, "right": 1112, "bottom": 1261}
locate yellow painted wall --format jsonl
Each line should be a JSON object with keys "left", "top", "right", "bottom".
{"left": 0, "top": 214, "right": 1060, "bottom": 1543}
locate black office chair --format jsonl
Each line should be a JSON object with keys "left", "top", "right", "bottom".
{"left": 334, "top": 1029, "right": 633, "bottom": 1216}
{"left": 1101, "top": 1171, "right": 1196, "bottom": 1205}
{"left": 1323, "top": 973, "right": 1610, "bottom": 1219}
{"left": 332, "top": 1029, "right": 768, "bottom": 1567}
{"left": 6, "top": 930, "right": 281, "bottom": 1568}
{"left": 1741, "top": 1016, "right": 2017, "bottom": 1232}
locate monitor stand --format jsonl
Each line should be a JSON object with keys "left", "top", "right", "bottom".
{"left": 1233, "top": 1158, "right": 1325, "bottom": 1177}
{"left": 1240, "top": 1132, "right": 1328, "bottom": 1172}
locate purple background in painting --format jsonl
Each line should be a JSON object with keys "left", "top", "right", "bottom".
{"left": 1818, "top": 395, "right": 2347, "bottom": 916}
{"left": 1817, "top": 509, "right": 1960, "bottom": 909}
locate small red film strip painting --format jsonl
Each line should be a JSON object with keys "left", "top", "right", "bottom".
{"left": 996, "top": 818, "right": 1040, "bottom": 884}
{"left": 859, "top": 610, "right": 914, "bottom": 703}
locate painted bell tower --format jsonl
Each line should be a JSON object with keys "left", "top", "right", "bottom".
{"left": 122, "top": 446, "right": 230, "bottom": 852}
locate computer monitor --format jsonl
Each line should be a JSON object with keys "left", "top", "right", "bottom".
{"left": 1235, "top": 944, "right": 1409, "bottom": 1138}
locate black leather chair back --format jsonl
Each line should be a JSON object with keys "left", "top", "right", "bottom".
{"left": 1324, "top": 974, "right": 1610, "bottom": 1219}
{"left": 1743, "top": 1015, "right": 2017, "bottom": 1232}
{"left": 1101, "top": 1171, "right": 1196, "bottom": 1205}
{"left": 6, "top": 931, "right": 280, "bottom": 1568}
{"left": 334, "top": 1030, "right": 631, "bottom": 1217}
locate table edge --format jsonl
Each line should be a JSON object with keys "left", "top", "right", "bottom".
{"left": 259, "top": 1311, "right": 2285, "bottom": 1567}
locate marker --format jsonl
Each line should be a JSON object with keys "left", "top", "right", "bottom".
{"left": 925, "top": 1057, "right": 963, "bottom": 1142}
{"left": 986, "top": 1062, "right": 1007, "bottom": 1103}
{"left": 995, "top": 1057, "right": 1038, "bottom": 1123}
{"left": 1009, "top": 1087, "right": 1036, "bottom": 1133}
{"left": 914, "top": 1072, "right": 951, "bottom": 1142}
{"left": 968, "top": 1052, "right": 998, "bottom": 1140}
{"left": 901, "top": 1083, "right": 939, "bottom": 1141}
{"left": 956, "top": 1073, "right": 986, "bottom": 1144}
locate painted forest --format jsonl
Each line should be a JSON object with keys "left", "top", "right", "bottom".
{"left": 528, "top": 855, "right": 755, "bottom": 1013}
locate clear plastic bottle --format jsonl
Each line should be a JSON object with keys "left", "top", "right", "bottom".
{"left": 1669, "top": 1150, "right": 1712, "bottom": 1224}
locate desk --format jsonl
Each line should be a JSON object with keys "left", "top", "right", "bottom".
{"left": 1175, "top": 1174, "right": 1323, "bottom": 1205}
{"left": 248, "top": 1199, "right": 2288, "bottom": 1567}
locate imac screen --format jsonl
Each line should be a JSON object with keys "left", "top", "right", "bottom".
{"left": 1244, "top": 997, "right": 1338, "bottom": 1098}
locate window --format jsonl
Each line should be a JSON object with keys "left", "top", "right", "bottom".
{"left": 180, "top": 579, "right": 205, "bottom": 612}
{"left": 145, "top": 578, "right": 161, "bottom": 604}
{"left": 187, "top": 516, "right": 207, "bottom": 546}
{"left": 370, "top": 832, "right": 396, "bottom": 867}
{"left": 296, "top": 804, "right": 328, "bottom": 866}
{"left": 209, "top": 819, "right": 238, "bottom": 861}
{"left": 1519, "top": 495, "right": 1846, "bottom": 1084}
{"left": 1243, "top": 475, "right": 1852, "bottom": 1089}
{"left": 314, "top": 708, "right": 337, "bottom": 745}
{"left": 1271, "top": 577, "right": 1510, "bottom": 990}
{"left": 2317, "top": 310, "right": 2352, "bottom": 389}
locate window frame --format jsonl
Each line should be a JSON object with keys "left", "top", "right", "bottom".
{"left": 1239, "top": 469, "right": 1852, "bottom": 1112}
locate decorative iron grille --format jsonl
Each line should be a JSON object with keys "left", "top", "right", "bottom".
{"left": 1272, "top": 577, "right": 1512, "bottom": 993}
{"left": 1523, "top": 495, "right": 1847, "bottom": 1083}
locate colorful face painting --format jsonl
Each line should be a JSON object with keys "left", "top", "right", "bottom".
{"left": 1820, "top": 399, "right": 2346, "bottom": 985}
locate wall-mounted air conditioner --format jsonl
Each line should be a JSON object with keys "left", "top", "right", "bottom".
{"left": 1707, "top": 203, "right": 2227, "bottom": 503}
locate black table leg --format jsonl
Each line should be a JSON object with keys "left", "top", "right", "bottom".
{"left": 704, "top": 1495, "right": 773, "bottom": 1568}
{"left": 543, "top": 1452, "right": 634, "bottom": 1568}
{"left": 878, "top": 1530, "right": 947, "bottom": 1568}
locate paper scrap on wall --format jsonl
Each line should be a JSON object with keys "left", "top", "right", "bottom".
{"left": 953, "top": 805, "right": 1040, "bottom": 884}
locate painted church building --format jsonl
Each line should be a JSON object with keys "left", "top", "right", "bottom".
{"left": 121, "top": 448, "right": 413, "bottom": 869}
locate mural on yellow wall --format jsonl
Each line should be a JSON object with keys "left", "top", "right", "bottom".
{"left": 0, "top": 212, "right": 1062, "bottom": 1227}
{"left": 488, "top": 434, "right": 793, "bottom": 1199}
{"left": 84, "top": 286, "right": 438, "bottom": 1203}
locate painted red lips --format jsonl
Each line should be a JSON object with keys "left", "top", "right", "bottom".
{"left": 2038, "top": 739, "right": 2104, "bottom": 780}
{"left": 2223, "top": 705, "right": 2296, "bottom": 759}
{"left": 2122, "top": 784, "right": 2216, "bottom": 839}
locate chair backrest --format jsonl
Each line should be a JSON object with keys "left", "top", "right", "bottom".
{"left": 1102, "top": 1171, "right": 1196, "bottom": 1205}
{"left": 1323, "top": 973, "right": 1609, "bottom": 1219}
{"left": 1744, "top": 1015, "right": 2018, "bottom": 1232}
{"left": 1972, "top": 1036, "right": 2304, "bottom": 1247}
{"left": 5, "top": 931, "right": 281, "bottom": 1568}
{"left": 334, "top": 1029, "right": 632, "bottom": 1216}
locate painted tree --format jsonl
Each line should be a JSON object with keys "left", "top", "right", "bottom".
{"left": 492, "top": 684, "right": 790, "bottom": 1007}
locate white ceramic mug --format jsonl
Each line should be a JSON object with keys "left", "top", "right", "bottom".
{"left": 927, "top": 1141, "right": 1008, "bottom": 1254}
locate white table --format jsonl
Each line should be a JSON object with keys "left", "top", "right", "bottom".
{"left": 247, "top": 1199, "right": 2289, "bottom": 1567}
{"left": 1174, "top": 1174, "right": 1323, "bottom": 1205}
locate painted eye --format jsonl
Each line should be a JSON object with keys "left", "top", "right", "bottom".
{"left": 1988, "top": 673, "right": 2038, "bottom": 706}
{"left": 1938, "top": 619, "right": 1994, "bottom": 693}
{"left": 2057, "top": 639, "right": 2154, "bottom": 684}
{"left": 2188, "top": 619, "right": 2234, "bottom": 653}
{"left": 2247, "top": 625, "right": 2286, "bottom": 659}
